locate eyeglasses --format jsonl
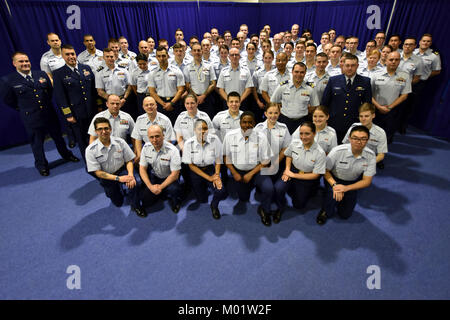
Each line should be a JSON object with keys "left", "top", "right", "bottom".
{"left": 95, "top": 127, "right": 111, "bottom": 132}
{"left": 350, "top": 137, "right": 368, "bottom": 142}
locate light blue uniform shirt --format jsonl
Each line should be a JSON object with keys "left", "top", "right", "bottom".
{"left": 326, "top": 144, "right": 376, "bottom": 181}
{"left": 86, "top": 137, "right": 135, "bottom": 173}
{"left": 139, "top": 141, "right": 181, "bottom": 179}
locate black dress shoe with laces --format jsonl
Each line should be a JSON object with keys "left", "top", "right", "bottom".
{"left": 171, "top": 202, "right": 181, "bottom": 214}
{"left": 316, "top": 209, "right": 328, "bottom": 225}
{"left": 258, "top": 206, "right": 271, "bottom": 227}
{"left": 65, "top": 155, "right": 80, "bottom": 162}
{"left": 39, "top": 168, "right": 50, "bottom": 176}
{"left": 133, "top": 207, "right": 147, "bottom": 218}
{"left": 272, "top": 209, "right": 282, "bottom": 224}
{"left": 211, "top": 205, "right": 221, "bottom": 219}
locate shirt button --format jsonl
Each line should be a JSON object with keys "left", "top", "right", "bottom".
{"left": 345, "top": 100, "right": 348, "bottom": 103}
{"left": 344, "top": 114, "right": 346, "bottom": 116}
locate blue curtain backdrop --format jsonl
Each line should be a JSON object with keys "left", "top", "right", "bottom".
{"left": 0, "top": 0, "right": 448, "bottom": 148}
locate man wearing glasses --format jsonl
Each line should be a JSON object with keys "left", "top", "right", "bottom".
{"left": 86, "top": 117, "right": 145, "bottom": 216}
{"left": 316, "top": 125, "right": 376, "bottom": 225}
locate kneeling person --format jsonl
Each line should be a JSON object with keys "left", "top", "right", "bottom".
{"left": 139, "top": 124, "right": 183, "bottom": 214}
{"left": 223, "top": 111, "right": 274, "bottom": 226}
{"left": 182, "top": 119, "right": 228, "bottom": 219}
{"left": 317, "top": 125, "right": 376, "bottom": 225}
{"left": 85, "top": 117, "right": 143, "bottom": 215}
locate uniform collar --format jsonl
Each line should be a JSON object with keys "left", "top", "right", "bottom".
{"left": 17, "top": 70, "right": 32, "bottom": 79}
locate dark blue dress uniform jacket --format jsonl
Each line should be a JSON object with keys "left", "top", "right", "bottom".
{"left": 52, "top": 64, "right": 96, "bottom": 121}
{"left": 321, "top": 74, "right": 372, "bottom": 136}
{"left": 1, "top": 71, "right": 56, "bottom": 130}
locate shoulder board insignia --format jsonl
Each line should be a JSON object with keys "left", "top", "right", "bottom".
{"left": 96, "top": 66, "right": 104, "bottom": 72}
{"left": 280, "top": 80, "right": 289, "bottom": 86}
{"left": 306, "top": 81, "right": 315, "bottom": 88}
{"left": 434, "top": 51, "right": 439, "bottom": 55}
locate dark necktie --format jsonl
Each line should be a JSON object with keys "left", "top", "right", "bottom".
{"left": 26, "top": 75, "right": 33, "bottom": 83}
{"left": 74, "top": 68, "right": 80, "bottom": 76}
{"left": 346, "top": 78, "right": 352, "bottom": 90}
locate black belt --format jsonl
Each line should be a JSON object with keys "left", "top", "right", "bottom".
{"left": 160, "top": 96, "right": 174, "bottom": 101}
{"left": 137, "top": 92, "right": 150, "bottom": 96}
{"left": 197, "top": 164, "right": 214, "bottom": 170}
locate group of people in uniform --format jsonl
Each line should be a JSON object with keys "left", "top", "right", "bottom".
{"left": 1, "top": 23, "right": 441, "bottom": 226}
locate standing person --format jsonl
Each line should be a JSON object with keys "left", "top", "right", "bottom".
{"left": 130, "top": 53, "right": 151, "bottom": 116}
{"left": 414, "top": 33, "right": 441, "bottom": 81}
{"left": 40, "top": 32, "right": 75, "bottom": 147}
{"left": 275, "top": 121, "right": 326, "bottom": 221}
{"left": 316, "top": 126, "right": 376, "bottom": 225}
{"left": 95, "top": 48, "right": 133, "bottom": 117}
{"left": 371, "top": 51, "right": 411, "bottom": 143}
{"left": 325, "top": 45, "right": 343, "bottom": 77}
{"left": 131, "top": 96, "right": 175, "bottom": 165}
{"left": 216, "top": 47, "right": 254, "bottom": 110}
{"left": 182, "top": 120, "right": 228, "bottom": 219}
{"left": 40, "top": 32, "right": 65, "bottom": 82}
{"left": 261, "top": 52, "right": 290, "bottom": 105}
{"left": 375, "top": 32, "right": 386, "bottom": 51}
{"left": 321, "top": 54, "right": 372, "bottom": 142}
{"left": 212, "top": 91, "right": 244, "bottom": 186}
{"left": 342, "top": 103, "right": 388, "bottom": 168}
{"left": 148, "top": 46, "right": 185, "bottom": 124}
{"left": 118, "top": 36, "right": 137, "bottom": 60}
{"left": 271, "top": 62, "right": 319, "bottom": 134}
{"left": 139, "top": 125, "right": 183, "bottom": 214}
{"left": 358, "top": 50, "right": 383, "bottom": 78}
{"left": 379, "top": 44, "right": 393, "bottom": 68}
{"left": 223, "top": 111, "right": 274, "bottom": 226}
{"left": 305, "top": 52, "right": 330, "bottom": 102}
{"left": 1, "top": 52, "right": 79, "bottom": 176}
{"left": 174, "top": 93, "right": 214, "bottom": 152}
{"left": 53, "top": 44, "right": 97, "bottom": 162}
{"left": 183, "top": 43, "right": 217, "bottom": 120}
{"left": 86, "top": 117, "right": 143, "bottom": 215}
{"left": 292, "top": 105, "right": 337, "bottom": 155}
{"left": 77, "top": 34, "right": 104, "bottom": 72}
{"left": 252, "top": 50, "right": 275, "bottom": 118}
{"left": 87, "top": 94, "right": 135, "bottom": 145}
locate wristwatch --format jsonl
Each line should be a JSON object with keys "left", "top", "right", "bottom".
{"left": 115, "top": 176, "right": 120, "bottom": 181}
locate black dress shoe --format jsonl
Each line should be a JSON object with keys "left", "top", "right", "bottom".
{"left": 316, "top": 209, "right": 328, "bottom": 225}
{"left": 65, "top": 155, "right": 80, "bottom": 163}
{"left": 272, "top": 209, "right": 282, "bottom": 224}
{"left": 68, "top": 141, "right": 76, "bottom": 148}
{"left": 133, "top": 207, "right": 147, "bottom": 218}
{"left": 258, "top": 206, "right": 271, "bottom": 227}
{"left": 39, "top": 169, "right": 50, "bottom": 176}
{"left": 171, "top": 202, "right": 181, "bottom": 214}
{"left": 211, "top": 205, "right": 221, "bottom": 220}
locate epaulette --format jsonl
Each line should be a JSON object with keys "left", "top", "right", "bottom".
{"left": 306, "top": 81, "right": 315, "bottom": 88}
{"left": 96, "top": 65, "right": 104, "bottom": 72}
{"left": 434, "top": 51, "right": 439, "bottom": 55}
{"left": 280, "top": 80, "right": 289, "bottom": 86}
{"left": 89, "top": 144, "right": 97, "bottom": 150}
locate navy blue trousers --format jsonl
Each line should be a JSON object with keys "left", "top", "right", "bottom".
{"left": 274, "top": 168, "right": 320, "bottom": 211}
{"left": 26, "top": 120, "right": 73, "bottom": 171}
{"left": 99, "top": 167, "right": 139, "bottom": 208}
{"left": 189, "top": 165, "right": 228, "bottom": 208}
{"left": 323, "top": 176, "right": 359, "bottom": 219}
{"left": 139, "top": 171, "right": 182, "bottom": 208}
{"left": 234, "top": 167, "right": 273, "bottom": 213}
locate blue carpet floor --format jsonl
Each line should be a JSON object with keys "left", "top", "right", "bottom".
{"left": 1, "top": 128, "right": 449, "bottom": 300}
